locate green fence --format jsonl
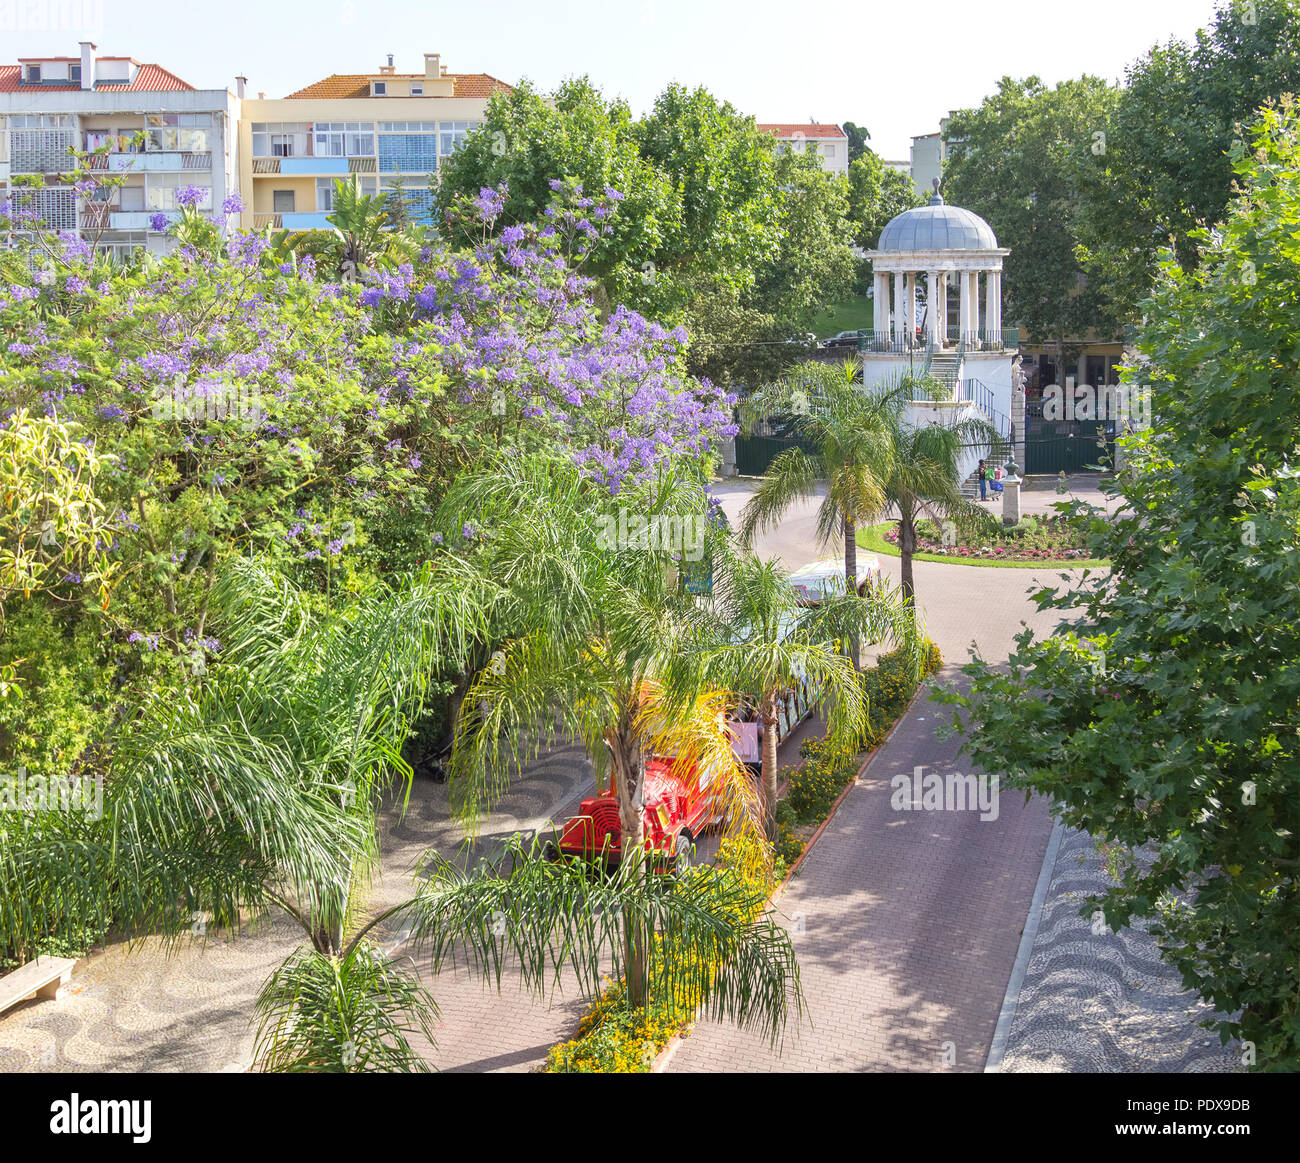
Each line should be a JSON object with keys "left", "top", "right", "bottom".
{"left": 735, "top": 434, "right": 813, "bottom": 476}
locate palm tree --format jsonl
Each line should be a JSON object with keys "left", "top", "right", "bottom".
{"left": 859, "top": 379, "right": 996, "bottom": 605}
{"left": 0, "top": 555, "right": 800, "bottom": 1070}
{"left": 434, "top": 453, "right": 781, "bottom": 1009}
{"left": 739, "top": 361, "right": 995, "bottom": 611}
{"left": 326, "top": 176, "right": 395, "bottom": 280}
{"left": 677, "top": 549, "right": 918, "bottom": 841}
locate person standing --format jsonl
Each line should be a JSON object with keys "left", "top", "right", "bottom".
{"left": 977, "top": 459, "right": 988, "bottom": 501}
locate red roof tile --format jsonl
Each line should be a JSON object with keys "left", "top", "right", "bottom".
{"left": 0, "top": 62, "right": 195, "bottom": 93}
{"left": 757, "top": 123, "right": 847, "bottom": 140}
{"left": 285, "top": 72, "right": 512, "bottom": 100}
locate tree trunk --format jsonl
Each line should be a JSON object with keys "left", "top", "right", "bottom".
{"left": 608, "top": 724, "right": 649, "bottom": 1009}
{"left": 760, "top": 689, "right": 780, "bottom": 843}
{"left": 844, "top": 511, "right": 860, "bottom": 670}
{"left": 898, "top": 508, "right": 917, "bottom": 609}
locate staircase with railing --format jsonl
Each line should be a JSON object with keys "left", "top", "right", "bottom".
{"left": 956, "top": 377, "right": 1014, "bottom": 498}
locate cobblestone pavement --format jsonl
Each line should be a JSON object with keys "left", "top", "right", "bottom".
{"left": 996, "top": 827, "right": 1240, "bottom": 1074}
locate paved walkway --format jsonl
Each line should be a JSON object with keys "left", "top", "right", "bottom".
{"left": 667, "top": 542, "right": 1066, "bottom": 1071}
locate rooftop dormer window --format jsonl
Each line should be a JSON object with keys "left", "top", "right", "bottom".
{"left": 24, "top": 64, "right": 41, "bottom": 84}
{"left": 372, "top": 81, "right": 387, "bottom": 96}
{"left": 410, "top": 83, "right": 423, "bottom": 96}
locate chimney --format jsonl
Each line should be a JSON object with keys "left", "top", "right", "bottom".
{"left": 79, "top": 41, "right": 94, "bottom": 90}
{"left": 235, "top": 75, "right": 246, "bottom": 99}
{"left": 258, "top": 91, "right": 265, "bottom": 100}
{"left": 423, "top": 52, "right": 440, "bottom": 79}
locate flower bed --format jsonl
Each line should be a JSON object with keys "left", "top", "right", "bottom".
{"left": 882, "top": 515, "right": 1097, "bottom": 562}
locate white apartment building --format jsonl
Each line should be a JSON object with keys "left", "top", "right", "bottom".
{"left": 757, "top": 123, "right": 849, "bottom": 177}
{"left": 0, "top": 42, "right": 240, "bottom": 258}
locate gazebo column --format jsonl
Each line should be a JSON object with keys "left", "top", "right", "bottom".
{"left": 904, "top": 272, "right": 917, "bottom": 346}
{"left": 958, "top": 270, "right": 970, "bottom": 346}
{"left": 873, "top": 271, "right": 889, "bottom": 335}
{"left": 968, "top": 271, "right": 981, "bottom": 344}
{"left": 892, "top": 272, "right": 905, "bottom": 346}
{"left": 985, "top": 270, "right": 1000, "bottom": 341}
{"left": 926, "top": 270, "right": 942, "bottom": 346}
{"left": 939, "top": 272, "right": 949, "bottom": 345}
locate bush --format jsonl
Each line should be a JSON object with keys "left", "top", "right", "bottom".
{"left": 859, "top": 639, "right": 940, "bottom": 743}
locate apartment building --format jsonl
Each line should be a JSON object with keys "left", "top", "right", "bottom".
{"left": 0, "top": 42, "right": 240, "bottom": 258}
{"left": 236, "top": 52, "right": 511, "bottom": 231}
{"left": 757, "top": 123, "right": 849, "bottom": 177}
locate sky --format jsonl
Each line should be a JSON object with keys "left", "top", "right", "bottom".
{"left": 8, "top": 0, "right": 1221, "bottom": 159}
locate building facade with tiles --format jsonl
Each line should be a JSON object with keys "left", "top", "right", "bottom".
{"left": 235, "top": 53, "right": 512, "bottom": 232}
{"left": 0, "top": 42, "right": 240, "bottom": 258}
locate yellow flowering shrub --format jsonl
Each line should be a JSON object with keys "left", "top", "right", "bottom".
{"left": 543, "top": 836, "right": 775, "bottom": 1073}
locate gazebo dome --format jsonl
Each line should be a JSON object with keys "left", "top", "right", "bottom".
{"left": 876, "top": 193, "right": 998, "bottom": 252}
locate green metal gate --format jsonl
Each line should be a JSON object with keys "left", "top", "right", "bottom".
{"left": 735, "top": 434, "right": 812, "bottom": 476}
{"left": 1024, "top": 408, "right": 1116, "bottom": 474}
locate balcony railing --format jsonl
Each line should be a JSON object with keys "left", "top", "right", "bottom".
{"left": 253, "top": 213, "right": 283, "bottom": 230}
{"left": 957, "top": 378, "right": 1011, "bottom": 438}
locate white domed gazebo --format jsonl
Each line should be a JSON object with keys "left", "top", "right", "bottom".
{"left": 864, "top": 181, "right": 1011, "bottom": 352}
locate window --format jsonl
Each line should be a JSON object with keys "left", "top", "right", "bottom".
{"left": 69, "top": 64, "right": 81, "bottom": 84}
{"left": 312, "top": 122, "right": 375, "bottom": 157}
{"left": 146, "top": 174, "right": 212, "bottom": 211}
{"left": 438, "top": 121, "right": 478, "bottom": 157}
{"left": 119, "top": 185, "right": 145, "bottom": 211}
{"left": 824, "top": 143, "right": 836, "bottom": 157}
{"left": 24, "top": 64, "right": 41, "bottom": 84}
{"left": 410, "top": 83, "right": 423, "bottom": 96}
{"left": 316, "top": 176, "right": 377, "bottom": 210}
{"left": 378, "top": 124, "right": 437, "bottom": 173}
{"left": 372, "top": 81, "right": 386, "bottom": 96}
{"left": 251, "top": 123, "right": 310, "bottom": 158}
{"left": 147, "top": 114, "right": 211, "bottom": 153}
{"left": 272, "top": 189, "right": 295, "bottom": 213}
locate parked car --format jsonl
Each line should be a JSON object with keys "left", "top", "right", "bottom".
{"left": 822, "top": 330, "right": 862, "bottom": 350}
{"left": 545, "top": 754, "right": 728, "bottom": 870}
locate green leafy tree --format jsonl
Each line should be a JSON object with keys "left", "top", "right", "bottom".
{"left": 934, "top": 103, "right": 1300, "bottom": 1071}
{"left": 435, "top": 453, "right": 796, "bottom": 1010}
{"left": 843, "top": 121, "right": 871, "bottom": 164}
{"left": 847, "top": 148, "right": 923, "bottom": 252}
{"left": 943, "top": 75, "right": 1123, "bottom": 351}
{"left": 1075, "top": 0, "right": 1300, "bottom": 320}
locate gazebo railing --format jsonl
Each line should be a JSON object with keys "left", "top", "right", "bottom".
{"left": 856, "top": 329, "right": 932, "bottom": 354}
{"left": 959, "top": 328, "right": 1019, "bottom": 351}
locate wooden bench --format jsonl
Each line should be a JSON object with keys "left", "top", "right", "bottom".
{"left": 0, "top": 956, "right": 77, "bottom": 1014}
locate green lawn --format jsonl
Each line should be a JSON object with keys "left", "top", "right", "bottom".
{"left": 857, "top": 521, "right": 1110, "bottom": 570}
{"left": 809, "top": 298, "right": 873, "bottom": 341}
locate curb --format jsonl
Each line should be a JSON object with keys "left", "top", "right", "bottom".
{"left": 983, "top": 818, "right": 1063, "bottom": 1073}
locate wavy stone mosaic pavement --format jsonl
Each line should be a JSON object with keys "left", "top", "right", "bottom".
{"left": 0, "top": 743, "right": 603, "bottom": 1074}
{"left": 996, "top": 827, "right": 1240, "bottom": 1074}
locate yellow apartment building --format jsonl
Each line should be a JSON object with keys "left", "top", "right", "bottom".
{"left": 235, "top": 52, "right": 511, "bottom": 231}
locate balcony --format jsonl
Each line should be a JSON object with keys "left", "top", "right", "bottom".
{"left": 110, "top": 211, "right": 172, "bottom": 230}
{"left": 253, "top": 213, "right": 282, "bottom": 229}
{"left": 278, "top": 212, "right": 332, "bottom": 230}
{"left": 108, "top": 152, "right": 212, "bottom": 173}
{"left": 279, "top": 157, "right": 349, "bottom": 176}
